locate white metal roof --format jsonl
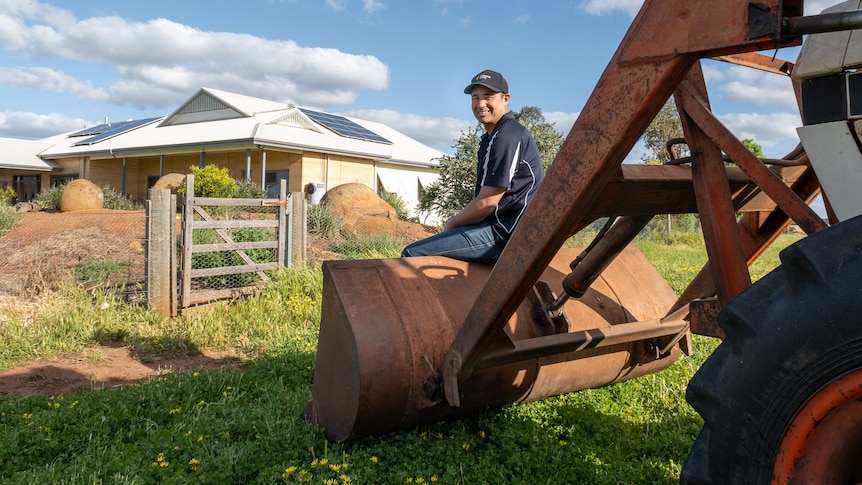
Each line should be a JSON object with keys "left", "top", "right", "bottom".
{"left": 0, "top": 138, "right": 60, "bottom": 171}
{"left": 36, "top": 87, "right": 444, "bottom": 168}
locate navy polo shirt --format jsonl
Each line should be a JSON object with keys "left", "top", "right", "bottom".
{"left": 476, "top": 111, "right": 544, "bottom": 242}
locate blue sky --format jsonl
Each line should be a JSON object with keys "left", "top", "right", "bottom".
{"left": 0, "top": 0, "right": 837, "bottom": 160}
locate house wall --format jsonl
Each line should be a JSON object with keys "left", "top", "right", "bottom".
{"left": 42, "top": 149, "right": 383, "bottom": 203}
{"left": 321, "top": 153, "right": 375, "bottom": 189}
{"left": 47, "top": 149, "right": 376, "bottom": 202}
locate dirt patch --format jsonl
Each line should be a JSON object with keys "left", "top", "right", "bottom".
{"left": 0, "top": 345, "right": 242, "bottom": 397}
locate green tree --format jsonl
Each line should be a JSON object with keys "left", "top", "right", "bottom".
{"left": 418, "top": 106, "right": 563, "bottom": 223}
{"left": 742, "top": 138, "right": 765, "bottom": 158}
{"left": 641, "top": 99, "right": 686, "bottom": 164}
{"left": 515, "top": 106, "right": 564, "bottom": 172}
{"left": 418, "top": 125, "right": 483, "bottom": 222}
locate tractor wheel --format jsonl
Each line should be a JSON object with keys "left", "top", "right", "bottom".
{"left": 680, "top": 214, "right": 862, "bottom": 484}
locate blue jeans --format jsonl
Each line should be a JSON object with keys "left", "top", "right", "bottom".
{"left": 401, "top": 223, "right": 505, "bottom": 265}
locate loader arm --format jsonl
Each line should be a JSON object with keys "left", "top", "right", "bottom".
{"left": 440, "top": 0, "right": 806, "bottom": 406}
{"left": 307, "top": 0, "right": 862, "bottom": 444}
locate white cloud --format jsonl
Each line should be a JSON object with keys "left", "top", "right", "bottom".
{"left": 719, "top": 111, "right": 802, "bottom": 152}
{"left": 0, "top": 1, "right": 390, "bottom": 110}
{"left": 0, "top": 110, "right": 92, "bottom": 139}
{"left": 579, "top": 0, "right": 642, "bottom": 17}
{"left": 363, "top": 0, "right": 386, "bottom": 15}
{"left": 542, "top": 111, "right": 580, "bottom": 137}
{"left": 342, "top": 108, "right": 471, "bottom": 151}
{"left": 324, "top": 0, "right": 347, "bottom": 12}
{"left": 719, "top": 66, "right": 798, "bottom": 111}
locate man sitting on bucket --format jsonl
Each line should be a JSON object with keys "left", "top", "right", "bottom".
{"left": 402, "top": 69, "right": 544, "bottom": 265}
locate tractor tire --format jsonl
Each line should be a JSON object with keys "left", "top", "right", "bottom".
{"left": 680, "top": 214, "right": 862, "bottom": 484}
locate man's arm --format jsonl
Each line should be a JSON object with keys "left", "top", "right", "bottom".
{"left": 444, "top": 185, "right": 506, "bottom": 231}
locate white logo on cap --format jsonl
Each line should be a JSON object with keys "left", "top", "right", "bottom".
{"left": 475, "top": 74, "right": 491, "bottom": 81}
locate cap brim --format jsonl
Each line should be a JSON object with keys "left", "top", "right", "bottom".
{"left": 464, "top": 82, "right": 502, "bottom": 94}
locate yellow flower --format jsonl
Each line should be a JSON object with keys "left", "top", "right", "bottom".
{"left": 370, "top": 456, "right": 378, "bottom": 463}
{"left": 283, "top": 466, "right": 297, "bottom": 477}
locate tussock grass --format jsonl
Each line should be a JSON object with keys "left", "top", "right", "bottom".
{"left": 0, "top": 234, "right": 799, "bottom": 483}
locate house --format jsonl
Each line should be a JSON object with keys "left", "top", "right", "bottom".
{"left": 0, "top": 87, "right": 444, "bottom": 221}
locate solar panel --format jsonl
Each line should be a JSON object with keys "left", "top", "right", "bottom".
{"left": 72, "top": 117, "right": 162, "bottom": 146}
{"left": 68, "top": 124, "right": 110, "bottom": 137}
{"left": 300, "top": 108, "right": 391, "bottom": 144}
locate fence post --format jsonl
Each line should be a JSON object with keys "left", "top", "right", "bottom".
{"left": 290, "top": 191, "right": 307, "bottom": 265}
{"left": 146, "top": 189, "right": 174, "bottom": 317}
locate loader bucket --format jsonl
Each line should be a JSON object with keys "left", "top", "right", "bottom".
{"left": 306, "top": 246, "right": 681, "bottom": 442}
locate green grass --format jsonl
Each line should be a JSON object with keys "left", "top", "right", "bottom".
{"left": 0, "top": 233, "right": 800, "bottom": 484}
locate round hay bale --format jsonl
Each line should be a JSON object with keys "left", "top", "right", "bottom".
{"left": 152, "top": 173, "right": 186, "bottom": 193}
{"left": 59, "top": 179, "right": 104, "bottom": 212}
{"left": 321, "top": 183, "right": 397, "bottom": 236}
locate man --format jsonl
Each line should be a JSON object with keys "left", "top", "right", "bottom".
{"left": 401, "top": 69, "right": 544, "bottom": 265}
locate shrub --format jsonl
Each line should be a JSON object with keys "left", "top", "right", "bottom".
{"left": 184, "top": 165, "right": 237, "bottom": 198}
{"left": 102, "top": 185, "right": 143, "bottom": 210}
{"left": 235, "top": 180, "right": 268, "bottom": 199}
{"left": 0, "top": 186, "right": 15, "bottom": 205}
{"left": 0, "top": 202, "right": 20, "bottom": 237}
{"left": 32, "top": 182, "right": 68, "bottom": 210}
{"left": 378, "top": 190, "right": 411, "bottom": 221}
{"left": 307, "top": 203, "right": 343, "bottom": 238}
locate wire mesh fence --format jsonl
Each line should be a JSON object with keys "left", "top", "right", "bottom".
{"left": 0, "top": 209, "right": 147, "bottom": 300}
{"left": 0, "top": 192, "right": 734, "bottom": 306}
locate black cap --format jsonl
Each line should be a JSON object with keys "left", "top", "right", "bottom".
{"left": 463, "top": 69, "right": 508, "bottom": 94}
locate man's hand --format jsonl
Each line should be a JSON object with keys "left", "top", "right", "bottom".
{"left": 444, "top": 185, "right": 506, "bottom": 231}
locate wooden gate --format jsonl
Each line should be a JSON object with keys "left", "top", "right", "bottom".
{"left": 179, "top": 174, "right": 292, "bottom": 309}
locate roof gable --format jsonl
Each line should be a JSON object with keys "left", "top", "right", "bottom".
{"left": 265, "top": 108, "right": 324, "bottom": 134}
{"left": 161, "top": 87, "right": 288, "bottom": 126}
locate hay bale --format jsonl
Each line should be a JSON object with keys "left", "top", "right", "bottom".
{"left": 59, "top": 179, "right": 104, "bottom": 212}
{"left": 321, "top": 183, "right": 397, "bottom": 236}
{"left": 152, "top": 173, "right": 185, "bottom": 194}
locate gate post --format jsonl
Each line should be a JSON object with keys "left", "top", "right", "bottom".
{"left": 290, "top": 191, "right": 307, "bottom": 265}
{"left": 146, "top": 189, "right": 175, "bottom": 317}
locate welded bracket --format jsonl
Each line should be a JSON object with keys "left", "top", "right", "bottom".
{"left": 527, "top": 281, "right": 570, "bottom": 335}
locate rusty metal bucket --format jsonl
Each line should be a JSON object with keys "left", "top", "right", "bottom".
{"left": 306, "top": 246, "right": 681, "bottom": 442}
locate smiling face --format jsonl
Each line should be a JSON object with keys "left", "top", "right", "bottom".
{"left": 470, "top": 85, "right": 510, "bottom": 132}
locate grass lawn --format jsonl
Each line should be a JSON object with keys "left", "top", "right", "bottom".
{"left": 0, "top": 233, "right": 803, "bottom": 484}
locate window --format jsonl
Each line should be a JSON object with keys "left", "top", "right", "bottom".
{"left": 265, "top": 170, "right": 289, "bottom": 197}
{"left": 50, "top": 174, "right": 78, "bottom": 187}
